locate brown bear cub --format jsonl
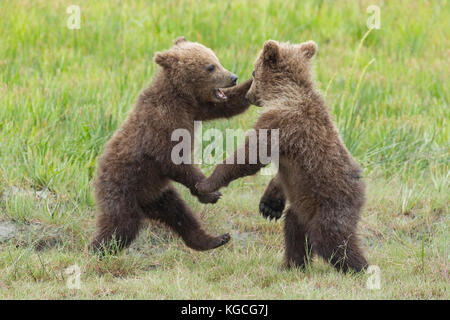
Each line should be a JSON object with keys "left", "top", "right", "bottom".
{"left": 91, "top": 37, "right": 252, "bottom": 254}
{"left": 197, "top": 40, "right": 368, "bottom": 273}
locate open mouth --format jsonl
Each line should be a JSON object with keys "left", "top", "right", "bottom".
{"left": 215, "top": 88, "right": 228, "bottom": 100}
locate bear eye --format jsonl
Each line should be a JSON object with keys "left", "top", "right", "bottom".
{"left": 206, "top": 64, "right": 215, "bottom": 72}
{"left": 252, "top": 70, "right": 255, "bottom": 77}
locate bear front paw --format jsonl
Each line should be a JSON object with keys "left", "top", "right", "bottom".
{"left": 259, "top": 197, "right": 285, "bottom": 221}
{"left": 197, "top": 191, "right": 222, "bottom": 204}
{"left": 195, "top": 180, "right": 216, "bottom": 195}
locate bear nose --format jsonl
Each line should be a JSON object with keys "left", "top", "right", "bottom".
{"left": 230, "top": 74, "right": 238, "bottom": 85}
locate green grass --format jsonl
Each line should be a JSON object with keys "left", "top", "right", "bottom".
{"left": 0, "top": 0, "right": 448, "bottom": 299}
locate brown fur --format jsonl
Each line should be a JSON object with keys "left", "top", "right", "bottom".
{"left": 90, "top": 37, "right": 252, "bottom": 254}
{"left": 197, "top": 40, "right": 368, "bottom": 273}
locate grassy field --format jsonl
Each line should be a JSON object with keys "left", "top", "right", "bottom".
{"left": 0, "top": 0, "right": 448, "bottom": 299}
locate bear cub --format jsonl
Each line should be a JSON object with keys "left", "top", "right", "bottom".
{"left": 91, "top": 37, "right": 252, "bottom": 254}
{"left": 197, "top": 40, "right": 368, "bottom": 273}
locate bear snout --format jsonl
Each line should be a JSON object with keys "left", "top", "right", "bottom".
{"left": 230, "top": 74, "right": 238, "bottom": 85}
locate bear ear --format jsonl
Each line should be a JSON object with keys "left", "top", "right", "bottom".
{"left": 174, "top": 36, "right": 187, "bottom": 45}
{"left": 299, "top": 40, "right": 317, "bottom": 60}
{"left": 154, "top": 51, "right": 178, "bottom": 69}
{"left": 262, "top": 40, "right": 280, "bottom": 65}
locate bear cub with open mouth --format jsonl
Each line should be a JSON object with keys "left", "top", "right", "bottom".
{"left": 91, "top": 37, "right": 252, "bottom": 254}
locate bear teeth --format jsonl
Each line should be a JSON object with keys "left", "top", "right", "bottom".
{"left": 216, "top": 89, "right": 227, "bottom": 100}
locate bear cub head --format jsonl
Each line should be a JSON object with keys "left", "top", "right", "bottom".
{"left": 246, "top": 39, "right": 317, "bottom": 106}
{"left": 155, "top": 36, "right": 239, "bottom": 103}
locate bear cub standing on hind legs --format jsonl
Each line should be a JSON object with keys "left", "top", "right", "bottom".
{"left": 90, "top": 37, "right": 253, "bottom": 254}
{"left": 197, "top": 40, "right": 368, "bottom": 273}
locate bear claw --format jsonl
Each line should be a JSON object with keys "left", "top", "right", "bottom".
{"left": 211, "top": 233, "right": 231, "bottom": 249}
{"left": 259, "top": 197, "right": 285, "bottom": 220}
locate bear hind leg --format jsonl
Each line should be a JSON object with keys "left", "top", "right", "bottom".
{"left": 90, "top": 207, "right": 142, "bottom": 256}
{"left": 316, "top": 235, "right": 368, "bottom": 273}
{"left": 143, "top": 187, "right": 230, "bottom": 251}
{"left": 309, "top": 209, "right": 368, "bottom": 273}
{"left": 283, "top": 208, "right": 312, "bottom": 269}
